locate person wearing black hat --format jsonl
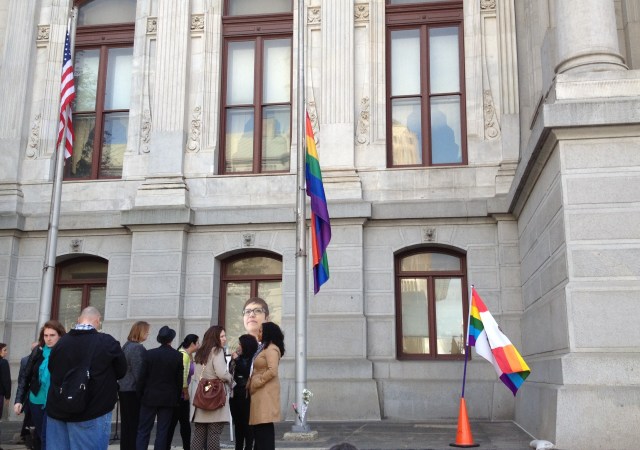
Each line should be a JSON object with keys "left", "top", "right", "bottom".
{"left": 136, "top": 326, "right": 183, "bottom": 450}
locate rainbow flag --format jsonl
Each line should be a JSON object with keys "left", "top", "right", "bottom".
{"left": 468, "top": 287, "right": 530, "bottom": 395}
{"left": 305, "top": 112, "right": 331, "bottom": 294}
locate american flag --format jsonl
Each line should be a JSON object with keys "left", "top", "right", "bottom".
{"left": 57, "top": 28, "right": 75, "bottom": 159}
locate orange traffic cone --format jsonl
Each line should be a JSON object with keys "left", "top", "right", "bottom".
{"left": 450, "top": 397, "right": 479, "bottom": 447}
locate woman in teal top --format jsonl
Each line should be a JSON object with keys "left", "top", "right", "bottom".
{"left": 14, "top": 320, "right": 66, "bottom": 450}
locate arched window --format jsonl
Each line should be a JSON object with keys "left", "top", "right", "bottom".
{"left": 220, "top": 252, "right": 282, "bottom": 350}
{"left": 65, "top": 0, "right": 136, "bottom": 180}
{"left": 53, "top": 257, "right": 108, "bottom": 331}
{"left": 395, "top": 248, "right": 468, "bottom": 360}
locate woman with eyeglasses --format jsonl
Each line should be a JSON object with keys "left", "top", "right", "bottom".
{"left": 241, "top": 297, "right": 270, "bottom": 341}
{"left": 248, "top": 322, "right": 285, "bottom": 450}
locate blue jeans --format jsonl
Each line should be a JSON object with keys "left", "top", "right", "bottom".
{"left": 46, "top": 411, "right": 112, "bottom": 450}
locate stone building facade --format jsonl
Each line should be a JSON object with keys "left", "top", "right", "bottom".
{"left": 0, "top": 1, "right": 639, "bottom": 448}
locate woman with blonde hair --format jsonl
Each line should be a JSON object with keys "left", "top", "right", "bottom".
{"left": 118, "top": 320, "right": 150, "bottom": 450}
{"left": 191, "top": 326, "right": 233, "bottom": 450}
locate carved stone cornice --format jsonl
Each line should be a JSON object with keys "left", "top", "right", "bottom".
{"left": 355, "top": 4, "right": 369, "bottom": 22}
{"left": 26, "top": 114, "right": 41, "bottom": 159}
{"left": 308, "top": 7, "right": 321, "bottom": 24}
{"left": 191, "top": 14, "right": 204, "bottom": 31}
{"left": 480, "top": 0, "right": 496, "bottom": 10}
{"left": 308, "top": 100, "right": 319, "bottom": 144}
{"left": 37, "top": 25, "right": 50, "bottom": 41}
{"left": 356, "top": 97, "right": 369, "bottom": 145}
{"left": 483, "top": 90, "right": 500, "bottom": 140}
{"left": 147, "top": 17, "right": 157, "bottom": 34}
{"left": 187, "top": 106, "right": 202, "bottom": 152}
{"left": 141, "top": 109, "right": 151, "bottom": 153}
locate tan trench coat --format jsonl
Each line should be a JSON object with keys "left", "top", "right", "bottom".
{"left": 248, "top": 343, "right": 281, "bottom": 425}
{"left": 192, "top": 347, "right": 233, "bottom": 423}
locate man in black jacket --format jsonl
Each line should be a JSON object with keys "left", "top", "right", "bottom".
{"left": 136, "top": 325, "right": 183, "bottom": 450}
{"left": 47, "top": 306, "right": 126, "bottom": 450}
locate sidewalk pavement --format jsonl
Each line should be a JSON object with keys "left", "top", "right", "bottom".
{"left": 3, "top": 420, "right": 535, "bottom": 450}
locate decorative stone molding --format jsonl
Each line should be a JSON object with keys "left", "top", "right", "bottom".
{"left": 26, "top": 114, "right": 41, "bottom": 159}
{"left": 483, "top": 90, "right": 500, "bottom": 140}
{"left": 356, "top": 97, "right": 369, "bottom": 145}
{"left": 422, "top": 227, "right": 436, "bottom": 242}
{"left": 141, "top": 109, "right": 152, "bottom": 153}
{"left": 187, "top": 106, "right": 201, "bottom": 152}
{"left": 147, "top": 17, "right": 157, "bottom": 34}
{"left": 242, "top": 233, "right": 255, "bottom": 247}
{"left": 480, "top": 0, "right": 496, "bottom": 10}
{"left": 70, "top": 239, "right": 83, "bottom": 253}
{"left": 354, "top": 4, "right": 369, "bottom": 22}
{"left": 37, "top": 25, "right": 50, "bottom": 41}
{"left": 308, "top": 7, "right": 321, "bottom": 24}
{"left": 307, "top": 100, "right": 319, "bottom": 144}
{"left": 191, "top": 14, "right": 204, "bottom": 31}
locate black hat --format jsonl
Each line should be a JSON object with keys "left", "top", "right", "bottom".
{"left": 157, "top": 326, "right": 176, "bottom": 344}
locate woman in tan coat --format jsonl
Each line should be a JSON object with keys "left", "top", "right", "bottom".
{"left": 248, "top": 322, "right": 285, "bottom": 450}
{"left": 191, "top": 326, "right": 233, "bottom": 450}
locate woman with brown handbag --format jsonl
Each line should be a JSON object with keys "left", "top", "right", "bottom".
{"left": 191, "top": 326, "right": 232, "bottom": 450}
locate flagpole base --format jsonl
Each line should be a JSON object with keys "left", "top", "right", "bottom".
{"left": 450, "top": 444, "right": 480, "bottom": 448}
{"left": 283, "top": 427, "right": 318, "bottom": 442}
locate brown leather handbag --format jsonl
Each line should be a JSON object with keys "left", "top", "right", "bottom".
{"left": 193, "top": 365, "right": 226, "bottom": 411}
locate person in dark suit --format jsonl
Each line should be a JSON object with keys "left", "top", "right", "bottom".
{"left": 136, "top": 326, "right": 183, "bottom": 450}
{"left": 0, "top": 343, "right": 11, "bottom": 450}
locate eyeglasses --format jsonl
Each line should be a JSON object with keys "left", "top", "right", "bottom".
{"left": 242, "top": 308, "right": 266, "bottom": 317}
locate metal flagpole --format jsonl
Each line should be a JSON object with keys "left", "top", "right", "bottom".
{"left": 37, "top": 13, "right": 75, "bottom": 333}
{"left": 292, "top": 0, "right": 311, "bottom": 434}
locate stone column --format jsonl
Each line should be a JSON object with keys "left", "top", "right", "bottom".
{"left": 555, "top": 0, "right": 627, "bottom": 74}
{"left": 134, "top": 0, "right": 191, "bottom": 208}
{"left": 320, "top": 0, "right": 355, "bottom": 168}
{"left": 0, "top": 0, "right": 38, "bottom": 213}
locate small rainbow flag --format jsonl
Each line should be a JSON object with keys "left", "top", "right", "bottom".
{"left": 305, "top": 112, "right": 331, "bottom": 294}
{"left": 468, "top": 287, "right": 530, "bottom": 395}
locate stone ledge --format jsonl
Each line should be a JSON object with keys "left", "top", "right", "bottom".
{"left": 121, "top": 206, "right": 194, "bottom": 226}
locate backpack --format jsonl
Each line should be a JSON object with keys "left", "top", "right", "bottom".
{"left": 52, "top": 365, "right": 91, "bottom": 414}
{"left": 51, "top": 336, "right": 96, "bottom": 414}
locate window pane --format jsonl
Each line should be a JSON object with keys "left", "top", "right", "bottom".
{"left": 228, "top": 0, "right": 292, "bottom": 15}
{"left": 263, "top": 39, "right": 291, "bottom": 103}
{"left": 100, "top": 112, "right": 128, "bottom": 178}
{"left": 68, "top": 115, "right": 96, "bottom": 179}
{"left": 60, "top": 260, "right": 108, "bottom": 280}
{"left": 400, "top": 278, "right": 429, "bottom": 354}
{"left": 391, "top": 29, "right": 420, "bottom": 96}
{"left": 391, "top": 98, "right": 422, "bottom": 165}
{"left": 224, "top": 282, "right": 251, "bottom": 353}
{"left": 258, "top": 281, "right": 282, "bottom": 327}
{"left": 89, "top": 286, "right": 106, "bottom": 321}
{"left": 77, "top": 0, "right": 136, "bottom": 26}
{"left": 261, "top": 106, "right": 290, "bottom": 172}
{"left": 227, "top": 41, "right": 255, "bottom": 105}
{"left": 74, "top": 49, "right": 100, "bottom": 112}
{"left": 400, "top": 253, "right": 460, "bottom": 272}
{"left": 225, "top": 108, "right": 254, "bottom": 173}
{"left": 435, "top": 278, "right": 464, "bottom": 355}
{"left": 227, "top": 257, "right": 282, "bottom": 276}
{"left": 429, "top": 27, "right": 460, "bottom": 93}
{"left": 431, "top": 96, "right": 461, "bottom": 164}
{"left": 58, "top": 287, "right": 82, "bottom": 332}
{"left": 104, "top": 47, "right": 133, "bottom": 110}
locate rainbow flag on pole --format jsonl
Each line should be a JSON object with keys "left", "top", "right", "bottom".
{"left": 468, "top": 287, "right": 530, "bottom": 395}
{"left": 305, "top": 112, "right": 331, "bottom": 294}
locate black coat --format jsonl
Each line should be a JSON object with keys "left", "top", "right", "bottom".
{"left": 14, "top": 347, "right": 44, "bottom": 405}
{"left": 139, "top": 344, "right": 183, "bottom": 408}
{"left": 47, "top": 328, "right": 127, "bottom": 422}
{"left": 0, "top": 357, "right": 11, "bottom": 400}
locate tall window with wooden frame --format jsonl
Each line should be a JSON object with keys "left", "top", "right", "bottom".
{"left": 53, "top": 257, "right": 108, "bottom": 331}
{"left": 65, "top": 0, "right": 136, "bottom": 180}
{"left": 386, "top": 0, "right": 466, "bottom": 167}
{"left": 220, "top": 0, "right": 293, "bottom": 174}
{"left": 219, "top": 252, "right": 283, "bottom": 351}
{"left": 395, "top": 248, "right": 468, "bottom": 360}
